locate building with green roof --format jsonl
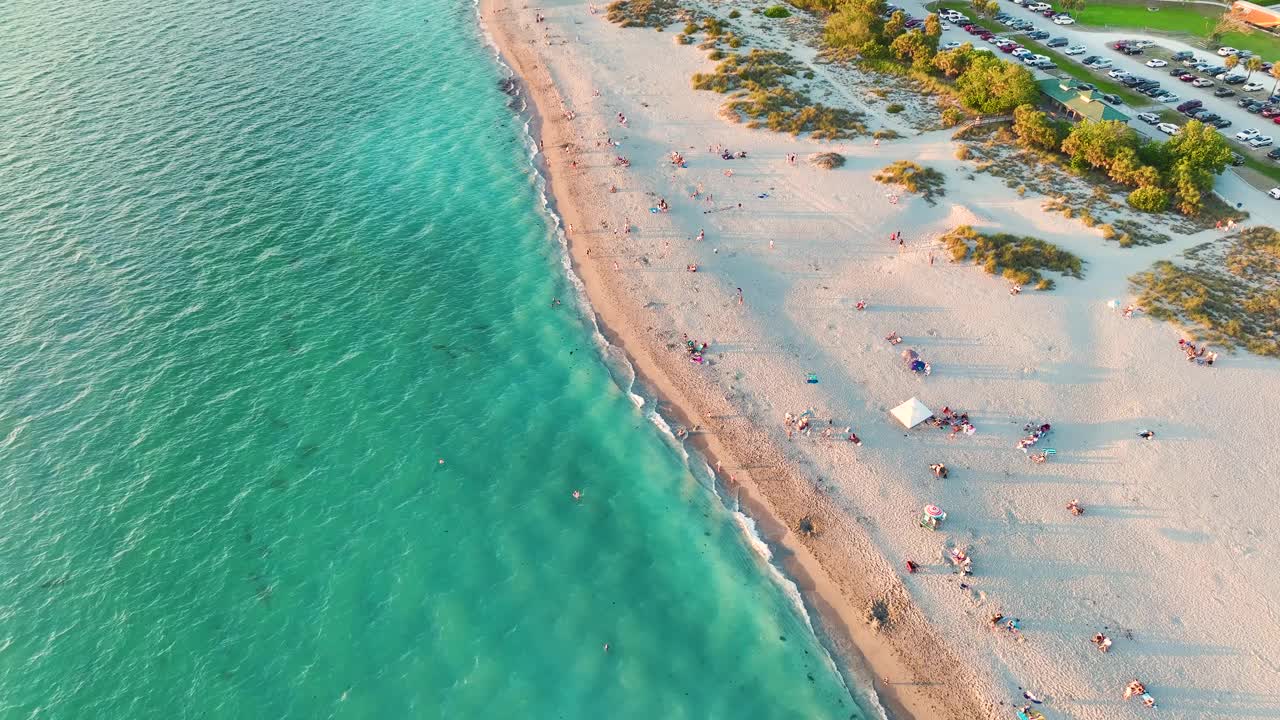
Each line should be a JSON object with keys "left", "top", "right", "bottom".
{"left": 1037, "top": 78, "right": 1131, "bottom": 124}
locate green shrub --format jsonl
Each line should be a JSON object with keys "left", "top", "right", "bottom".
{"left": 803, "top": 70, "right": 816, "bottom": 79}
{"left": 764, "top": 5, "right": 792, "bottom": 18}
{"left": 955, "top": 146, "right": 972, "bottom": 160}
{"left": 728, "top": 9, "right": 741, "bottom": 18}
{"left": 708, "top": 49, "right": 726, "bottom": 60}
{"left": 676, "top": 34, "right": 691, "bottom": 44}
{"left": 684, "top": 22, "right": 699, "bottom": 34}
{"left": 885, "top": 103, "right": 905, "bottom": 114}
{"left": 728, "top": 34, "right": 743, "bottom": 48}
{"left": 873, "top": 128, "right": 901, "bottom": 140}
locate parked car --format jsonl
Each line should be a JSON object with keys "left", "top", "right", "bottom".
{"left": 1171, "top": 50, "right": 1195, "bottom": 61}
{"left": 1053, "top": 14, "right": 1075, "bottom": 24}
{"left": 1123, "top": 46, "right": 1145, "bottom": 55}
{"left": 1192, "top": 78, "right": 1214, "bottom": 88}
{"left": 1231, "top": 152, "right": 1246, "bottom": 165}
{"left": 941, "top": 41, "right": 963, "bottom": 50}
{"left": 1028, "top": 30, "right": 1050, "bottom": 40}
{"left": 1244, "top": 82, "right": 1266, "bottom": 92}
{"left": 1157, "top": 122, "right": 1180, "bottom": 135}
{"left": 1087, "top": 58, "right": 1112, "bottom": 69}
{"left": 1249, "top": 135, "right": 1274, "bottom": 147}
{"left": 1012, "top": 47, "right": 1032, "bottom": 57}
{"left": 1267, "top": 147, "right": 1280, "bottom": 159}
{"left": 1001, "top": 44, "right": 1019, "bottom": 53}
{"left": 1075, "top": 82, "right": 1096, "bottom": 91}
{"left": 1213, "top": 118, "right": 1232, "bottom": 129}
{"left": 1169, "top": 67, "right": 1188, "bottom": 77}
{"left": 1109, "top": 68, "right": 1131, "bottom": 79}
{"left": 1131, "top": 40, "right": 1155, "bottom": 49}
{"left": 1176, "top": 100, "right": 1203, "bottom": 112}
{"left": 1263, "top": 106, "right": 1280, "bottom": 118}
{"left": 1240, "top": 96, "right": 1259, "bottom": 107}
{"left": 1023, "top": 53, "right": 1050, "bottom": 65}
{"left": 1182, "top": 57, "right": 1203, "bottom": 67}
{"left": 1196, "top": 113, "right": 1220, "bottom": 124}
{"left": 1065, "top": 44, "right": 1086, "bottom": 55}
{"left": 1100, "top": 93, "right": 1122, "bottom": 105}
{"left": 1157, "top": 92, "right": 1180, "bottom": 103}
{"left": 1225, "top": 75, "right": 1248, "bottom": 85}
{"left": 1214, "top": 87, "right": 1237, "bottom": 98}
{"left": 1234, "top": 128, "right": 1260, "bottom": 141}
{"left": 1028, "top": 1, "right": 1051, "bottom": 10}
{"left": 1268, "top": 187, "right": 1280, "bottom": 199}
{"left": 1272, "top": 115, "right": 1280, "bottom": 125}
{"left": 1137, "top": 112, "right": 1161, "bottom": 124}
{"left": 1218, "top": 46, "right": 1239, "bottom": 56}
{"left": 1178, "top": 73, "right": 1196, "bottom": 82}
{"left": 1047, "top": 37, "right": 1068, "bottom": 47}
{"left": 1248, "top": 102, "right": 1267, "bottom": 113}
{"left": 1146, "top": 59, "right": 1168, "bottom": 68}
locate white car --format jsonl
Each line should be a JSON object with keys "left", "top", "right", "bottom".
{"left": 1158, "top": 93, "right": 1179, "bottom": 103}
{"left": 1250, "top": 135, "right": 1274, "bottom": 147}
{"left": 1023, "top": 54, "right": 1050, "bottom": 65}
{"left": 1157, "top": 122, "right": 1180, "bottom": 135}
{"left": 1065, "top": 45, "right": 1086, "bottom": 55}
{"left": 941, "top": 40, "right": 963, "bottom": 50}
{"left": 941, "top": 21, "right": 953, "bottom": 29}
{"left": 1089, "top": 58, "right": 1113, "bottom": 69}
{"left": 1236, "top": 128, "right": 1260, "bottom": 141}
{"left": 1137, "top": 112, "right": 1161, "bottom": 124}
{"left": 1028, "top": 2, "right": 1051, "bottom": 10}
{"left": 1146, "top": 59, "right": 1168, "bottom": 68}
{"left": 1012, "top": 47, "right": 1032, "bottom": 58}
{"left": 1244, "top": 82, "right": 1265, "bottom": 92}
{"left": 1108, "top": 68, "right": 1130, "bottom": 79}
{"left": 1218, "top": 46, "right": 1239, "bottom": 56}
{"left": 1132, "top": 40, "right": 1155, "bottom": 49}
{"left": 1269, "top": 187, "right": 1280, "bottom": 199}
{"left": 1192, "top": 78, "right": 1214, "bottom": 88}
{"left": 1053, "top": 15, "right": 1075, "bottom": 24}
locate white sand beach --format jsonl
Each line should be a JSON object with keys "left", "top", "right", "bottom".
{"left": 482, "top": 1, "right": 1280, "bottom": 717}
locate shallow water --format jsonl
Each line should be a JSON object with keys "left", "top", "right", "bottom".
{"left": 0, "top": 0, "right": 865, "bottom": 717}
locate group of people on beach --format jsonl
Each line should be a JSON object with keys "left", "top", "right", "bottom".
{"left": 926, "top": 406, "right": 974, "bottom": 437}
{"left": 1177, "top": 338, "right": 1218, "bottom": 366}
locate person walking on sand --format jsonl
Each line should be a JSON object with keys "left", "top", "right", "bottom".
{"left": 736, "top": 288, "right": 743, "bottom": 305}
{"left": 697, "top": 229, "right": 704, "bottom": 241}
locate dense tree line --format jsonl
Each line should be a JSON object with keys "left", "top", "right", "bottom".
{"left": 1012, "top": 106, "right": 1232, "bottom": 215}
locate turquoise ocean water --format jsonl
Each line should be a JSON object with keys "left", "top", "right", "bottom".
{"left": 0, "top": 0, "right": 870, "bottom": 717}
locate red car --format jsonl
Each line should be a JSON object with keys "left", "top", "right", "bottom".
{"left": 1001, "top": 44, "right": 1019, "bottom": 53}
{"left": 1264, "top": 106, "right": 1280, "bottom": 118}
{"left": 1041, "top": 9, "right": 1055, "bottom": 16}
{"left": 1178, "top": 73, "right": 1195, "bottom": 82}
{"left": 963, "top": 24, "right": 977, "bottom": 31}
{"left": 1271, "top": 115, "right": 1280, "bottom": 124}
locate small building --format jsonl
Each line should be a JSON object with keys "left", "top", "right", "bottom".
{"left": 1230, "top": 1, "right": 1280, "bottom": 31}
{"left": 1037, "top": 78, "right": 1131, "bottom": 124}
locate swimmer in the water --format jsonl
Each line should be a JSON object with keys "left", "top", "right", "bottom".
{"left": 572, "top": 489, "right": 582, "bottom": 500}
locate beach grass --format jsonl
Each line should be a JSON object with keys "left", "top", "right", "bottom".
{"left": 874, "top": 160, "right": 946, "bottom": 203}
{"left": 606, "top": 0, "right": 683, "bottom": 27}
{"left": 694, "top": 50, "right": 866, "bottom": 138}
{"left": 941, "top": 225, "right": 1083, "bottom": 289}
{"left": 1131, "top": 227, "right": 1280, "bottom": 355}
{"left": 809, "top": 152, "right": 846, "bottom": 169}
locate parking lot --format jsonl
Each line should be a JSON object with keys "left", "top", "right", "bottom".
{"left": 924, "top": 0, "right": 1280, "bottom": 189}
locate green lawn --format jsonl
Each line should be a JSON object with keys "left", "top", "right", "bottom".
{"left": 1074, "top": 3, "right": 1216, "bottom": 36}
{"left": 1072, "top": 0, "right": 1280, "bottom": 60}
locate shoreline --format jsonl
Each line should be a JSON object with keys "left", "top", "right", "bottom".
{"left": 476, "top": 3, "right": 987, "bottom": 718}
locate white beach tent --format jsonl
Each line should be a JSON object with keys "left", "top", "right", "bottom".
{"left": 890, "top": 397, "right": 933, "bottom": 429}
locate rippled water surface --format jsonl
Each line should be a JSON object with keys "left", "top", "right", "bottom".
{"left": 0, "top": 1, "right": 863, "bottom": 717}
